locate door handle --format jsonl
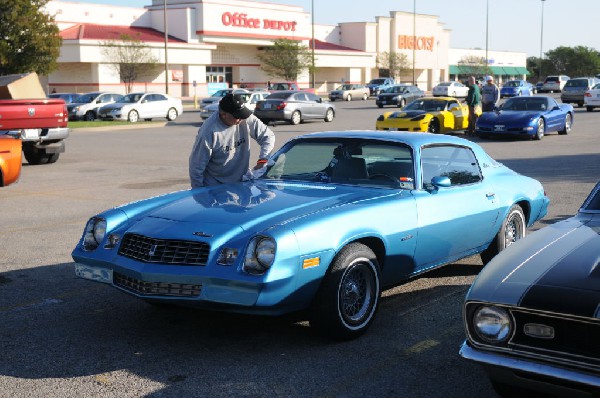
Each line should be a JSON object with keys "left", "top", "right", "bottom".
{"left": 486, "top": 193, "right": 495, "bottom": 198}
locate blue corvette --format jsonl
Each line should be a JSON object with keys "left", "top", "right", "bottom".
{"left": 499, "top": 80, "right": 532, "bottom": 98}
{"left": 461, "top": 181, "right": 600, "bottom": 396}
{"left": 476, "top": 96, "right": 573, "bottom": 140}
{"left": 72, "top": 131, "right": 549, "bottom": 340}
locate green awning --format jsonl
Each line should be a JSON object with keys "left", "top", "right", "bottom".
{"left": 449, "top": 65, "right": 461, "bottom": 75}
{"left": 515, "top": 67, "right": 531, "bottom": 75}
{"left": 502, "top": 67, "right": 519, "bottom": 75}
{"left": 489, "top": 66, "right": 506, "bottom": 75}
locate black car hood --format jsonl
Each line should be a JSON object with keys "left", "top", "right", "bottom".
{"left": 469, "top": 214, "right": 600, "bottom": 318}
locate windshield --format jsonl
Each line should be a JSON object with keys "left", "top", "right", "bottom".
{"left": 263, "top": 138, "right": 414, "bottom": 189}
{"left": 404, "top": 99, "right": 448, "bottom": 112}
{"left": 369, "top": 79, "right": 386, "bottom": 85}
{"left": 338, "top": 84, "right": 353, "bottom": 90}
{"left": 438, "top": 82, "right": 452, "bottom": 87}
{"left": 212, "top": 90, "right": 230, "bottom": 97}
{"left": 582, "top": 184, "right": 600, "bottom": 211}
{"left": 502, "top": 97, "right": 548, "bottom": 111}
{"left": 120, "top": 93, "right": 143, "bottom": 103}
{"left": 504, "top": 81, "right": 520, "bottom": 87}
{"left": 565, "top": 79, "right": 589, "bottom": 87}
{"left": 75, "top": 93, "right": 99, "bottom": 103}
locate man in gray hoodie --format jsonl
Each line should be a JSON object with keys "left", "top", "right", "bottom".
{"left": 189, "top": 93, "right": 275, "bottom": 188}
{"left": 481, "top": 75, "right": 500, "bottom": 112}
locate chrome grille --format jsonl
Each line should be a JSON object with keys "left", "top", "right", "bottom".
{"left": 114, "top": 272, "right": 201, "bottom": 297}
{"left": 118, "top": 233, "right": 209, "bottom": 266}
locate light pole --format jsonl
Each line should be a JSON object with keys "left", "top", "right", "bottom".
{"left": 485, "top": 0, "right": 489, "bottom": 73}
{"left": 311, "top": 0, "right": 315, "bottom": 89}
{"left": 539, "top": 0, "right": 546, "bottom": 81}
{"left": 412, "top": 0, "right": 416, "bottom": 86}
{"left": 163, "top": 0, "right": 169, "bottom": 94}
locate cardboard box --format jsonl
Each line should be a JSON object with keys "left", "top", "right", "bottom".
{"left": 0, "top": 72, "right": 47, "bottom": 100}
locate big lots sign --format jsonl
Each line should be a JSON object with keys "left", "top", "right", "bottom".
{"left": 398, "top": 35, "right": 435, "bottom": 52}
{"left": 222, "top": 12, "right": 298, "bottom": 31}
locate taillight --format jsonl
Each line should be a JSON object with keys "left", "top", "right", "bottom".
{"left": 585, "top": 92, "right": 592, "bottom": 97}
{"left": 276, "top": 101, "right": 286, "bottom": 110}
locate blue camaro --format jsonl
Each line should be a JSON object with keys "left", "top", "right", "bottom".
{"left": 72, "top": 131, "right": 549, "bottom": 340}
{"left": 476, "top": 96, "right": 573, "bottom": 140}
{"left": 499, "top": 80, "right": 532, "bottom": 98}
{"left": 461, "top": 181, "right": 600, "bottom": 396}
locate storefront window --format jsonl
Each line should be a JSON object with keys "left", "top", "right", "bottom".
{"left": 207, "top": 66, "right": 232, "bottom": 87}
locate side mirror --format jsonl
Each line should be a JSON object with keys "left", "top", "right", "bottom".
{"left": 317, "top": 98, "right": 322, "bottom": 103}
{"left": 552, "top": 106, "right": 560, "bottom": 111}
{"left": 431, "top": 176, "right": 451, "bottom": 188}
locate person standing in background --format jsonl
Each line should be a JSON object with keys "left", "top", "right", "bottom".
{"left": 465, "top": 76, "right": 482, "bottom": 136}
{"left": 481, "top": 75, "right": 500, "bottom": 112}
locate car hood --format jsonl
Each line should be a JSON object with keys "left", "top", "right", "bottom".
{"left": 387, "top": 110, "right": 426, "bottom": 119}
{"left": 468, "top": 214, "right": 600, "bottom": 318}
{"left": 478, "top": 110, "right": 540, "bottom": 123}
{"left": 119, "top": 181, "right": 401, "bottom": 237}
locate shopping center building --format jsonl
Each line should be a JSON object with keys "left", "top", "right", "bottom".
{"left": 44, "top": 0, "right": 529, "bottom": 97}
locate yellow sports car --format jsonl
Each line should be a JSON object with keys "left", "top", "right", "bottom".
{"left": 375, "top": 96, "right": 470, "bottom": 134}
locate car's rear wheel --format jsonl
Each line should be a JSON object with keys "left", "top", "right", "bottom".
{"left": 84, "top": 111, "right": 95, "bottom": 121}
{"left": 346, "top": 94, "right": 352, "bottom": 101}
{"left": 586, "top": 106, "right": 594, "bottom": 112}
{"left": 23, "top": 148, "right": 59, "bottom": 165}
{"left": 310, "top": 242, "right": 381, "bottom": 340}
{"left": 362, "top": 93, "right": 368, "bottom": 100}
{"left": 533, "top": 118, "right": 544, "bottom": 140}
{"left": 427, "top": 118, "right": 440, "bottom": 134}
{"left": 558, "top": 113, "right": 571, "bottom": 135}
{"left": 290, "top": 110, "right": 301, "bottom": 125}
{"left": 324, "top": 108, "right": 334, "bottom": 122}
{"left": 167, "top": 107, "right": 178, "bottom": 121}
{"left": 127, "top": 110, "right": 139, "bottom": 123}
{"left": 480, "top": 204, "right": 526, "bottom": 264}
{"left": 398, "top": 98, "right": 406, "bottom": 108}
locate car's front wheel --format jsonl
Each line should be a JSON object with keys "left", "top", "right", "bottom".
{"left": 324, "top": 108, "right": 334, "bottom": 122}
{"left": 290, "top": 110, "right": 301, "bottom": 125}
{"left": 362, "top": 93, "right": 368, "bottom": 100}
{"left": 533, "top": 118, "right": 544, "bottom": 140}
{"left": 398, "top": 98, "right": 406, "bottom": 108}
{"left": 558, "top": 113, "right": 571, "bottom": 135}
{"left": 127, "top": 110, "right": 139, "bottom": 123}
{"left": 84, "top": 111, "right": 95, "bottom": 121}
{"left": 480, "top": 204, "right": 526, "bottom": 264}
{"left": 427, "top": 118, "right": 440, "bottom": 134}
{"left": 310, "top": 243, "right": 381, "bottom": 340}
{"left": 167, "top": 107, "right": 178, "bottom": 121}
{"left": 586, "top": 106, "right": 594, "bottom": 112}
{"left": 346, "top": 94, "right": 352, "bottom": 102}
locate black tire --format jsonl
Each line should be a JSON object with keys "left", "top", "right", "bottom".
{"left": 378, "top": 104, "right": 383, "bottom": 108}
{"left": 23, "top": 149, "right": 56, "bottom": 165}
{"left": 480, "top": 204, "right": 526, "bottom": 264}
{"left": 427, "top": 118, "right": 440, "bottom": 134}
{"left": 362, "top": 93, "right": 368, "bottom": 100}
{"left": 398, "top": 98, "right": 406, "bottom": 108}
{"left": 346, "top": 94, "right": 352, "bottom": 102}
{"left": 558, "top": 113, "right": 571, "bottom": 135}
{"left": 586, "top": 106, "right": 594, "bottom": 112}
{"left": 127, "top": 110, "right": 139, "bottom": 123}
{"left": 324, "top": 108, "right": 334, "bottom": 122}
{"left": 84, "top": 111, "right": 95, "bottom": 121}
{"left": 290, "top": 110, "right": 301, "bottom": 125}
{"left": 310, "top": 242, "right": 381, "bottom": 340}
{"left": 533, "top": 118, "right": 544, "bottom": 140}
{"left": 167, "top": 107, "right": 178, "bottom": 121}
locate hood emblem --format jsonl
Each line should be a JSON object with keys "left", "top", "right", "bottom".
{"left": 193, "top": 232, "right": 213, "bottom": 238}
{"left": 28, "top": 108, "right": 36, "bottom": 117}
{"left": 148, "top": 244, "right": 157, "bottom": 257}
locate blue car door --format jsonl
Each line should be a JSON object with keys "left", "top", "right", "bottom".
{"left": 544, "top": 97, "right": 564, "bottom": 131}
{"left": 411, "top": 145, "right": 500, "bottom": 270}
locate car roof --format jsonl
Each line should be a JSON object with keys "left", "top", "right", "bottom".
{"left": 294, "top": 130, "right": 475, "bottom": 148}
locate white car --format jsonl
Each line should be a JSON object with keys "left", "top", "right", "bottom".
{"left": 97, "top": 92, "right": 183, "bottom": 122}
{"left": 432, "top": 81, "right": 469, "bottom": 98}
{"left": 584, "top": 82, "right": 600, "bottom": 112}
{"left": 200, "top": 90, "right": 270, "bottom": 120}
{"left": 67, "top": 91, "right": 123, "bottom": 121}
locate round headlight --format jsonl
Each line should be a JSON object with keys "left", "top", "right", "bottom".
{"left": 83, "top": 217, "right": 107, "bottom": 251}
{"left": 473, "top": 305, "right": 512, "bottom": 343}
{"left": 255, "top": 238, "right": 275, "bottom": 267}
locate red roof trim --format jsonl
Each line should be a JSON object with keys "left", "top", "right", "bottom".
{"left": 196, "top": 30, "right": 310, "bottom": 41}
{"left": 60, "top": 24, "right": 185, "bottom": 43}
{"left": 310, "top": 39, "right": 362, "bottom": 52}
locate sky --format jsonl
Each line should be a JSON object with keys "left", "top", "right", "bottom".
{"left": 70, "top": 0, "right": 597, "bottom": 57}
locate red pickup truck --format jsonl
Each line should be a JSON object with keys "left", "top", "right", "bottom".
{"left": 0, "top": 98, "right": 69, "bottom": 165}
{"left": 0, "top": 98, "right": 69, "bottom": 186}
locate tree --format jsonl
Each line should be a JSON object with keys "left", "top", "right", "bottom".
{"left": 0, "top": 0, "right": 62, "bottom": 75}
{"left": 376, "top": 52, "right": 410, "bottom": 81}
{"left": 544, "top": 46, "right": 600, "bottom": 77}
{"left": 256, "top": 38, "right": 313, "bottom": 81}
{"left": 457, "top": 55, "right": 490, "bottom": 78}
{"left": 100, "top": 34, "right": 159, "bottom": 93}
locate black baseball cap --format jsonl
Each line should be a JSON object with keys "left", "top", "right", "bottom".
{"left": 219, "top": 93, "right": 252, "bottom": 119}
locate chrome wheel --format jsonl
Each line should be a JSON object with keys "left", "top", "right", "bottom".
{"left": 533, "top": 118, "right": 544, "bottom": 140}
{"left": 338, "top": 260, "right": 376, "bottom": 325}
{"left": 290, "top": 110, "right": 301, "bottom": 125}
{"left": 503, "top": 208, "right": 525, "bottom": 248}
{"left": 127, "top": 110, "right": 139, "bottom": 123}
{"left": 324, "top": 108, "right": 334, "bottom": 122}
{"left": 558, "top": 113, "right": 571, "bottom": 135}
{"left": 167, "top": 107, "right": 178, "bottom": 121}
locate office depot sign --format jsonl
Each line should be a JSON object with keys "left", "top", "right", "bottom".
{"left": 398, "top": 35, "right": 435, "bottom": 52}
{"left": 222, "top": 12, "right": 298, "bottom": 31}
